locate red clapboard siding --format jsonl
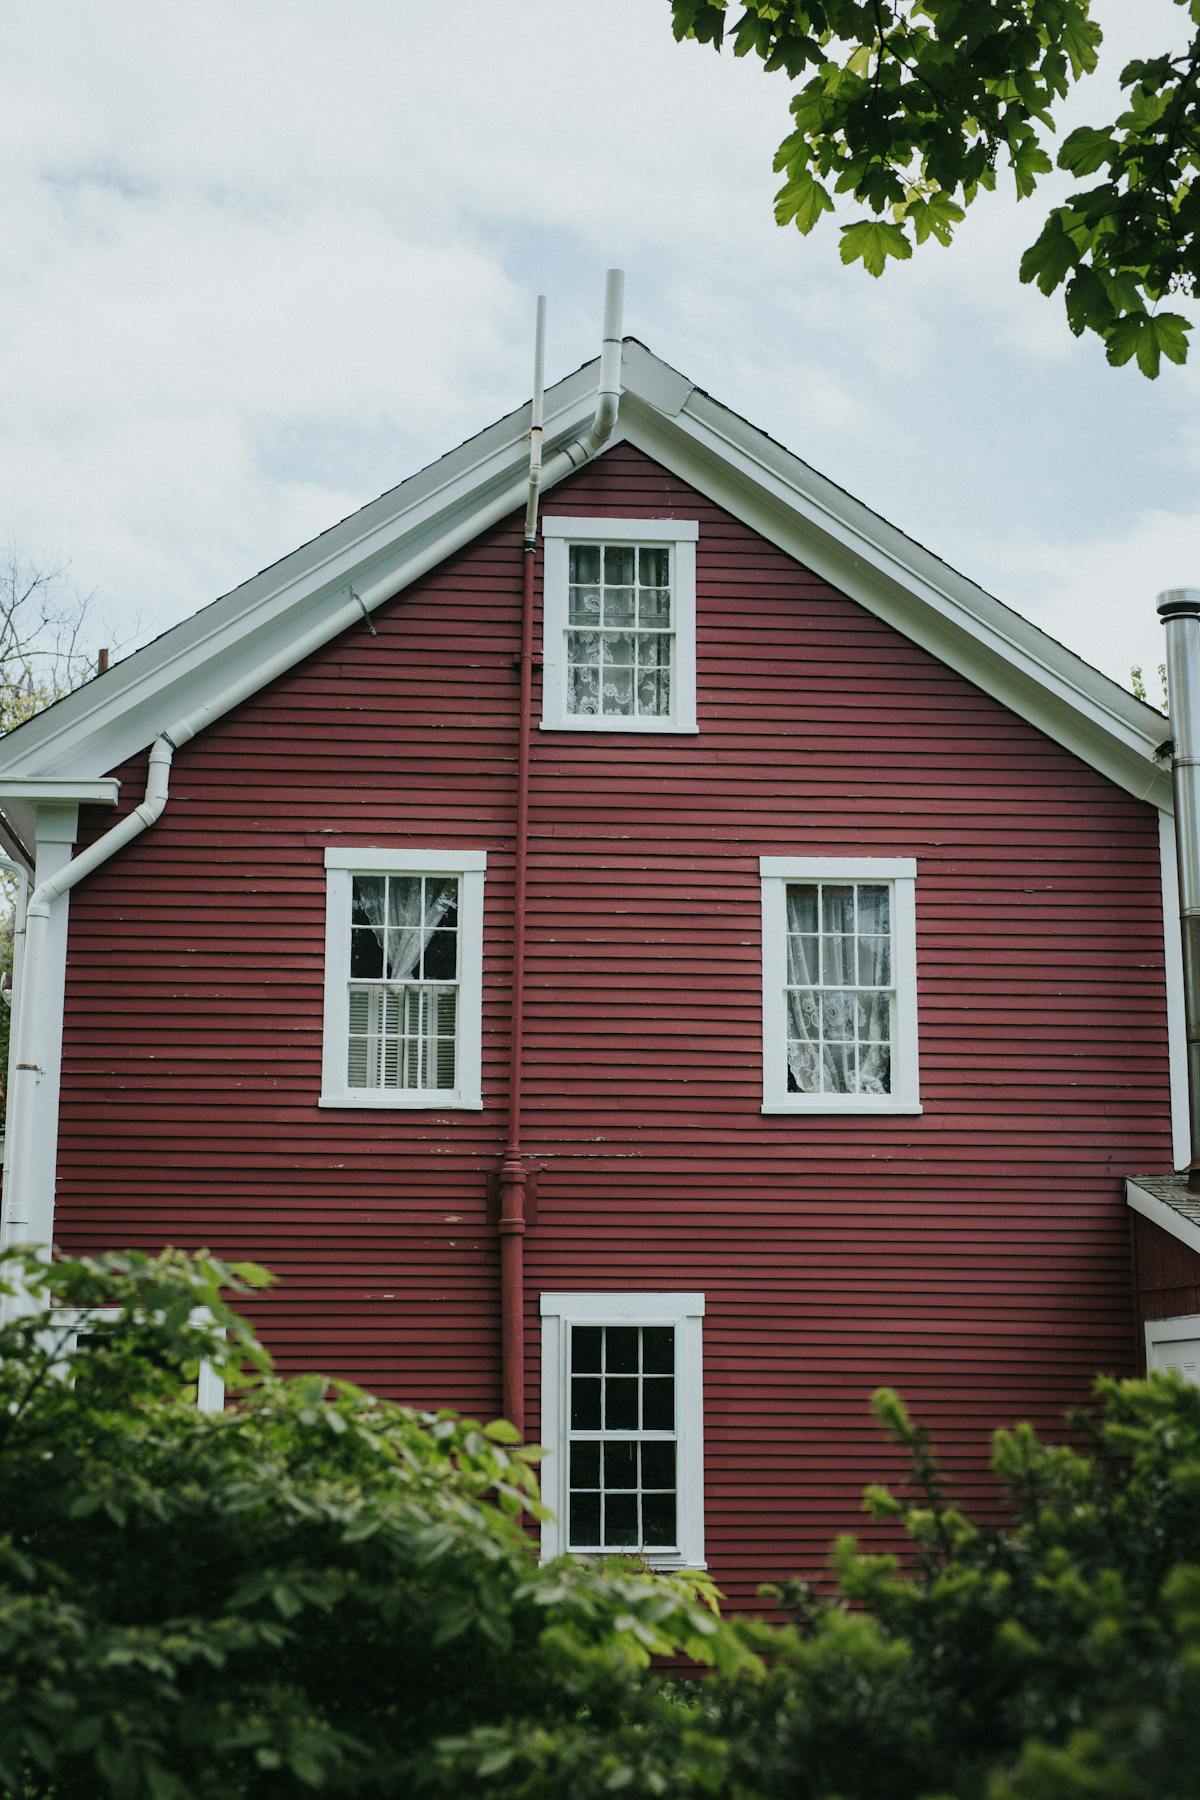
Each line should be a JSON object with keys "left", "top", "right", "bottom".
{"left": 54, "top": 442, "right": 1171, "bottom": 1608}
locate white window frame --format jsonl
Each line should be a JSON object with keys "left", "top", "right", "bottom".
{"left": 320, "top": 847, "right": 486, "bottom": 1110}
{"left": 540, "top": 517, "right": 699, "bottom": 734}
{"left": 539, "top": 1291, "right": 706, "bottom": 1571}
{"left": 760, "top": 855, "right": 920, "bottom": 1116}
{"left": 46, "top": 1308, "right": 226, "bottom": 1412}
{"left": 1145, "top": 1313, "right": 1200, "bottom": 1380}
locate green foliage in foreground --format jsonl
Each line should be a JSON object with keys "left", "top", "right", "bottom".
{"left": 2, "top": 1249, "right": 1200, "bottom": 1797}
{"left": 668, "top": 0, "right": 1200, "bottom": 376}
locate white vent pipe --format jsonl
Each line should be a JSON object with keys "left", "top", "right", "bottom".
{"left": 1159, "top": 586, "right": 1200, "bottom": 1186}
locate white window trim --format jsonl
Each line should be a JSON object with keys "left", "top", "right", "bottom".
{"left": 320, "top": 847, "right": 486, "bottom": 1110}
{"left": 539, "top": 1290, "right": 706, "bottom": 1571}
{"left": 540, "top": 516, "right": 699, "bottom": 735}
{"left": 759, "top": 855, "right": 921, "bottom": 1116}
{"left": 46, "top": 1308, "right": 225, "bottom": 1412}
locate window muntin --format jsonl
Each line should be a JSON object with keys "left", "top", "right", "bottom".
{"left": 348, "top": 873, "right": 460, "bottom": 1093}
{"left": 539, "top": 1292, "right": 705, "bottom": 1571}
{"left": 566, "top": 544, "right": 673, "bottom": 720}
{"left": 321, "top": 849, "right": 485, "bottom": 1111}
{"left": 785, "top": 880, "right": 894, "bottom": 1096}
{"left": 566, "top": 1322, "right": 678, "bottom": 1552}
{"left": 540, "top": 518, "right": 698, "bottom": 734}
{"left": 760, "top": 856, "right": 919, "bottom": 1115}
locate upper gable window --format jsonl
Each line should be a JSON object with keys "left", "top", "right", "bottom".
{"left": 540, "top": 518, "right": 698, "bottom": 734}
{"left": 320, "top": 848, "right": 485, "bottom": 1110}
{"left": 759, "top": 857, "right": 921, "bottom": 1116}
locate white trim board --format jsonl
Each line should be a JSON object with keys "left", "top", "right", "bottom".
{"left": 0, "top": 340, "right": 1169, "bottom": 823}
{"left": 1159, "top": 811, "right": 1189, "bottom": 1173}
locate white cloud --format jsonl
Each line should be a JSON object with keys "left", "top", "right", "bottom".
{"left": 1, "top": 0, "right": 1197, "bottom": 686}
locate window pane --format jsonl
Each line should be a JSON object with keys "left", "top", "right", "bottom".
{"left": 601, "top": 632, "right": 634, "bottom": 666}
{"left": 568, "top": 666, "right": 600, "bottom": 716}
{"left": 857, "top": 994, "right": 891, "bottom": 1043}
{"left": 857, "top": 884, "right": 890, "bottom": 933}
{"left": 858, "top": 936, "right": 891, "bottom": 985}
{"left": 821, "top": 885, "right": 855, "bottom": 932}
{"left": 636, "top": 633, "right": 670, "bottom": 672}
{"left": 637, "top": 670, "right": 670, "bottom": 716}
{"left": 571, "top": 1378, "right": 601, "bottom": 1430}
{"left": 603, "top": 1441, "right": 638, "bottom": 1489}
{"left": 787, "top": 936, "right": 818, "bottom": 985}
{"left": 641, "top": 1491, "right": 676, "bottom": 1547}
{"left": 642, "top": 1378, "right": 674, "bottom": 1430}
{"left": 821, "top": 934, "right": 855, "bottom": 985}
{"left": 569, "top": 545, "right": 601, "bottom": 583}
{"left": 787, "top": 1040, "right": 820, "bottom": 1094}
{"left": 569, "top": 1492, "right": 600, "bottom": 1546}
{"left": 604, "top": 546, "right": 635, "bottom": 584}
{"left": 572, "top": 1326, "right": 602, "bottom": 1373}
{"left": 641, "top": 1440, "right": 676, "bottom": 1486}
{"left": 604, "top": 1493, "right": 638, "bottom": 1546}
{"left": 822, "top": 1042, "right": 854, "bottom": 1093}
{"left": 422, "top": 929, "right": 457, "bottom": 980}
{"left": 569, "top": 584, "right": 602, "bottom": 624}
{"left": 638, "top": 547, "right": 669, "bottom": 586}
{"left": 786, "top": 885, "right": 818, "bottom": 933}
{"left": 606, "top": 1327, "right": 638, "bottom": 1374}
{"left": 426, "top": 879, "right": 458, "bottom": 930}
{"left": 860, "top": 1044, "right": 891, "bottom": 1094}
{"left": 822, "top": 993, "right": 855, "bottom": 1043}
{"left": 350, "top": 928, "right": 384, "bottom": 979}
{"left": 642, "top": 1327, "right": 674, "bottom": 1375}
{"left": 638, "top": 587, "right": 670, "bottom": 625}
{"left": 351, "top": 875, "right": 384, "bottom": 928}
{"left": 601, "top": 669, "right": 634, "bottom": 716}
{"left": 570, "top": 1441, "right": 600, "bottom": 1488}
{"left": 602, "top": 587, "right": 635, "bottom": 627}
{"left": 386, "top": 876, "right": 421, "bottom": 929}
{"left": 567, "top": 630, "right": 600, "bottom": 663}
{"left": 605, "top": 1378, "right": 638, "bottom": 1430}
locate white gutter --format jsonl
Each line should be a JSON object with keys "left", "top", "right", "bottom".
{"left": 1, "top": 270, "right": 627, "bottom": 1260}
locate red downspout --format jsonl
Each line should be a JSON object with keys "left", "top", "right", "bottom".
{"left": 498, "top": 535, "right": 537, "bottom": 1433}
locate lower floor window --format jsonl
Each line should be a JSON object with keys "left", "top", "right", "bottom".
{"left": 539, "top": 1292, "right": 705, "bottom": 1569}
{"left": 47, "top": 1309, "right": 225, "bottom": 1413}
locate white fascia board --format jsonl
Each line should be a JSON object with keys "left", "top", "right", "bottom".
{"left": 0, "top": 778, "right": 119, "bottom": 806}
{"left": 0, "top": 362, "right": 611, "bottom": 785}
{"left": 620, "top": 392, "right": 1170, "bottom": 811}
{"left": 1126, "top": 1178, "right": 1200, "bottom": 1259}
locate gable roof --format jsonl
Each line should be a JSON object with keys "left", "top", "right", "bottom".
{"left": 0, "top": 338, "right": 1172, "bottom": 851}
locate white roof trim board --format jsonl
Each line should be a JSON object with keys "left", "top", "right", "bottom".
{"left": 0, "top": 339, "right": 1171, "bottom": 849}
{"left": 1126, "top": 1176, "right": 1200, "bottom": 1259}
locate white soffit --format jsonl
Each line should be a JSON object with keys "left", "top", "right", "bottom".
{"left": 0, "top": 339, "right": 1170, "bottom": 811}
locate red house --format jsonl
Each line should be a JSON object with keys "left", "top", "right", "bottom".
{"left": 1, "top": 312, "right": 1193, "bottom": 1606}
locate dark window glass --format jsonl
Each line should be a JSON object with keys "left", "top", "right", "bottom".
{"left": 605, "top": 1378, "right": 638, "bottom": 1430}
{"left": 642, "top": 1327, "right": 674, "bottom": 1374}
{"left": 642, "top": 1379, "right": 674, "bottom": 1430}
{"left": 572, "top": 1326, "right": 602, "bottom": 1373}
{"left": 641, "top": 1491, "right": 676, "bottom": 1547}
{"left": 603, "top": 1441, "right": 637, "bottom": 1489}
{"left": 641, "top": 1441, "right": 676, "bottom": 1489}
{"left": 571, "top": 1378, "right": 601, "bottom": 1431}
{"left": 570, "top": 1442, "right": 600, "bottom": 1488}
{"left": 606, "top": 1326, "right": 638, "bottom": 1374}
{"left": 604, "top": 1493, "right": 638, "bottom": 1546}
{"left": 570, "top": 1492, "right": 601, "bottom": 1545}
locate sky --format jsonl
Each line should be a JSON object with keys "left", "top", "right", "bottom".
{"left": 2, "top": 0, "right": 1197, "bottom": 699}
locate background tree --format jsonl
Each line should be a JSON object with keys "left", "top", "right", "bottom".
{"left": 0, "top": 547, "right": 114, "bottom": 1117}
{"left": 668, "top": 0, "right": 1200, "bottom": 376}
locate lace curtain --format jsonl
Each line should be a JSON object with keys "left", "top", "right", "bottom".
{"left": 785, "top": 884, "right": 891, "bottom": 1095}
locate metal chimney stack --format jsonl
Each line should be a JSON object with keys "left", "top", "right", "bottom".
{"left": 1159, "top": 587, "right": 1200, "bottom": 1187}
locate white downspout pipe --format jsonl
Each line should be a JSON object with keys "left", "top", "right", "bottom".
{"left": 523, "top": 295, "right": 547, "bottom": 545}
{"left": 1160, "top": 586, "right": 1200, "bottom": 1189}
{"left": 0, "top": 269, "right": 627, "bottom": 1261}
{"left": 4, "top": 737, "right": 174, "bottom": 1251}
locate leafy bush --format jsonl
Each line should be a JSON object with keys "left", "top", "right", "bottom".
{"left": 0, "top": 1250, "right": 751, "bottom": 1798}
{"left": 4, "top": 1248, "right": 1200, "bottom": 1799}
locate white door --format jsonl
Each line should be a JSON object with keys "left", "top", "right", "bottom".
{"left": 1145, "top": 1315, "right": 1200, "bottom": 1383}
